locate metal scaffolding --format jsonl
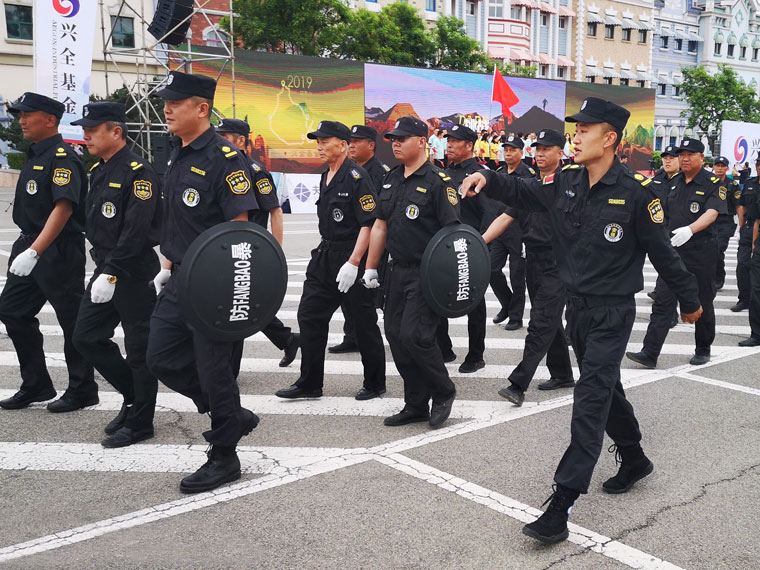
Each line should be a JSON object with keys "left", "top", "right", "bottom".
{"left": 98, "top": 0, "right": 236, "bottom": 161}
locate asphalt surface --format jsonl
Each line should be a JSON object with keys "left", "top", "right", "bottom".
{"left": 0, "top": 188, "right": 758, "bottom": 569}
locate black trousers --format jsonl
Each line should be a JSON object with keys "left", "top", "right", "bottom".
{"left": 714, "top": 216, "right": 736, "bottom": 286}
{"left": 642, "top": 240, "right": 717, "bottom": 359}
{"left": 434, "top": 299, "right": 487, "bottom": 363}
{"left": 384, "top": 264, "right": 456, "bottom": 414}
{"left": 261, "top": 316, "right": 292, "bottom": 350}
{"left": 0, "top": 233, "right": 95, "bottom": 399}
{"left": 295, "top": 245, "right": 385, "bottom": 392}
{"left": 555, "top": 295, "right": 641, "bottom": 493}
{"left": 74, "top": 269, "right": 158, "bottom": 429}
{"left": 750, "top": 247, "right": 760, "bottom": 339}
{"left": 339, "top": 251, "right": 388, "bottom": 345}
{"left": 146, "top": 276, "right": 246, "bottom": 447}
{"left": 737, "top": 224, "right": 753, "bottom": 302}
{"left": 489, "top": 233, "right": 526, "bottom": 321}
{"left": 509, "top": 255, "right": 573, "bottom": 390}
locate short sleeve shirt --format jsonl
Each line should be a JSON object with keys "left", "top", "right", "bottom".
{"left": 316, "top": 158, "right": 378, "bottom": 241}
{"left": 664, "top": 168, "right": 727, "bottom": 239}
{"left": 248, "top": 159, "right": 280, "bottom": 228}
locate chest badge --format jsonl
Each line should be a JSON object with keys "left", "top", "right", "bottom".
{"left": 406, "top": 204, "right": 420, "bottom": 220}
{"left": 603, "top": 223, "right": 624, "bottom": 242}
{"left": 183, "top": 188, "right": 201, "bottom": 207}
{"left": 690, "top": 201, "right": 700, "bottom": 214}
{"left": 332, "top": 208, "right": 344, "bottom": 222}
{"left": 25, "top": 180, "right": 38, "bottom": 195}
{"left": 101, "top": 201, "right": 116, "bottom": 219}
{"left": 52, "top": 168, "right": 71, "bottom": 187}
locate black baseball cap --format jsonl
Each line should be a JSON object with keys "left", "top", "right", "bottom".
{"left": 565, "top": 97, "right": 630, "bottom": 131}
{"left": 532, "top": 129, "right": 565, "bottom": 148}
{"left": 445, "top": 124, "right": 477, "bottom": 142}
{"left": 156, "top": 71, "right": 216, "bottom": 101}
{"left": 71, "top": 102, "right": 126, "bottom": 127}
{"left": 677, "top": 138, "right": 705, "bottom": 154}
{"left": 216, "top": 118, "right": 250, "bottom": 137}
{"left": 307, "top": 120, "right": 351, "bottom": 142}
{"left": 713, "top": 155, "right": 730, "bottom": 166}
{"left": 661, "top": 145, "right": 678, "bottom": 158}
{"left": 8, "top": 92, "right": 65, "bottom": 119}
{"left": 384, "top": 116, "right": 428, "bottom": 139}
{"left": 502, "top": 135, "right": 524, "bottom": 149}
{"left": 350, "top": 125, "right": 378, "bottom": 141}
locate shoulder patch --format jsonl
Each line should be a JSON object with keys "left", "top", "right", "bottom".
{"left": 351, "top": 169, "right": 362, "bottom": 180}
{"left": 382, "top": 163, "right": 390, "bottom": 172}
{"left": 647, "top": 198, "right": 664, "bottom": 224}
{"left": 251, "top": 161, "right": 262, "bottom": 172}
{"left": 528, "top": 167, "right": 535, "bottom": 175}
{"left": 52, "top": 168, "right": 72, "bottom": 186}
{"left": 89, "top": 162, "right": 100, "bottom": 172}
{"left": 718, "top": 186, "right": 727, "bottom": 200}
{"left": 438, "top": 171, "right": 452, "bottom": 182}
{"left": 226, "top": 170, "right": 251, "bottom": 194}
{"left": 130, "top": 161, "right": 144, "bottom": 171}
{"left": 359, "top": 194, "right": 376, "bottom": 212}
{"left": 641, "top": 179, "right": 652, "bottom": 187}
{"left": 634, "top": 173, "right": 645, "bottom": 181}
{"left": 446, "top": 187, "right": 459, "bottom": 205}
{"left": 562, "top": 164, "right": 580, "bottom": 171}
{"left": 133, "top": 180, "right": 153, "bottom": 201}
{"left": 256, "top": 178, "right": 273, "bottom": 195}
{"left": 711, "top": 176, "right": 719, "bottom": 183}
{"left": 220, "top": 143, "right": 238, "bottom": 159}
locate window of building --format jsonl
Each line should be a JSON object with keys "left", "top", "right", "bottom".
{"left": 622, "top": 28, "right": 631, "bottom": 41}
{"left": 4, "top": 4, "right": 33, "bottom": 41}
{"left": 540, "top": 64, "right": 548, "bottom": 76}
{"left": 658, "top": 83, "right": 667, "bottom": 96}
{"left": 587, "top": 22, "right": 597, "bottom": 36}
{"left": 559, "top": 16, "right": 567, "bottom": 29}
{"left": 674, "top": 38, "right": 682, "bottom": 51}
{"left": 605, "top": 24, "right": 615, "bottom": 39}
{"left": 488, "top": 1, "right": 504, "bottom": 18}
{"left": 687, "top": 40, "right": 697, "bottom": 52}
{"left": 714, "top": 42, "right": 722, "bottom": 55}
{"left": 604, "top": 76, "right": 613, "bottom": 85}
{"left": 620, "top": 78, "right": 629, "bottom": 86}
{"left": 660, "top": 36, "right": 669, "bottom": 49}
{"left": 467, "top": 1, "right": 476, "bottom": 15}
{"left": 673, "top": 85, "right": 681, "bottom": 97}
{"left": 638, "top": 30, "right": 648, "bottom": 43}
{"left": 753, "top": 47, "right": 759, "bottom": 60}
{"left": 727, "top": 44, "right": 734, "bottom": 57}
{"left": 588, "top": 76, "right": 596, "bottom": 83}
{"left": 741, "top": 46, "right": 747, "bottom": 58}
{"left": 510, "top": 7, "right": 522, "bottom": 19}
{"left": 557, "top": 67, "right": 565, "bottom": 78}
{"left": 541, "top": 13, "right": 548, "bottom": 26}
{"left": 203, "top": 25, "right": 229, "bottom": 47}
{"left": 655, "top": 136, "right": 663, "bottom": 151}
{"left": 427, "top": 0, "right": 436, "bottom": 10}
{"left": 669, "top": 136, "right": 677, "bottom": 146}
{"left": 110, "top": 16, "right": 135, "bottom": 48}
{"left": 637, "top": 80, "right": 646, "bottom": 88}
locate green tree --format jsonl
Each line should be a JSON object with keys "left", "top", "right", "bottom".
{"left": 226, "top": 0, "right": 350, "bottom": 56}
{"left": 431, "top": 15, "right": 490, "bottom": 71}
{"left": 680, "top": 64, "right": 760, "bottom": 152}
{"left": 0, "top": 116, "right": 30, "bottom": 155}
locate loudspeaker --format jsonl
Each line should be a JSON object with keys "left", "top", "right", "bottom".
{"left": 148, "top": 0, "right": 194, "bottom": 46}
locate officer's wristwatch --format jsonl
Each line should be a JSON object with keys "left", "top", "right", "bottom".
{"left": 105, "top": 274, "right": 118, "bottom": 284}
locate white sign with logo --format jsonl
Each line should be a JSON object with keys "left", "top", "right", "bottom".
{"left": 34, "top": 0, "right": 97, "bottom": 143}
{"left": 719, "top": 120, "right": 760, "bottom": 175}
{"left": 281, "top": 174, "right": 321, "bottom": 214}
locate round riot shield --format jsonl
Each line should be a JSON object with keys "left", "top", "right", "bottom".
{"left": 420, "top": 224, "right": 490, "bottom": 318}
{"left": 176, "top": 221, "right": 288, "bottom": 341}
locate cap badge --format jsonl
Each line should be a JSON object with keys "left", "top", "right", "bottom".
{"left": 453, "top": 125, "right": 459, "bottom": 131}
{"left": 683, "top": 141, "right": 689, "bottom": 146}
{"left": 83, "top": 107, "right": 89, "bottom": 117}
{"left": 395, "top": 121, "right": 400, "bottom": 129}
{"left": 581, "top": 100, "right": 588, "bottom": 110}
{"left": 539, "top": 130, "right": 545, "bottom": 138}
{"left": 352, "top": 126, "right": 357, "bottom": 132}
{"left": 20, "top": 94, "right": 26, "bottom": 103}
{"left": 167, "top": 74, "right": 174, "bottom": 86}
{"left": 318, "top": 122, "right": 323, "bottom": 130}
{"left": 508, "top": 136, "right": 514, "bottom": 141}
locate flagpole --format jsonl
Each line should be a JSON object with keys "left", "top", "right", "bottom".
{"left": 490, "top": 65, "right": 497, "bottom": 130}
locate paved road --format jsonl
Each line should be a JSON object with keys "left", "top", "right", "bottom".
{"left": 0, "top": 191, "right": 758, "bottom": 569}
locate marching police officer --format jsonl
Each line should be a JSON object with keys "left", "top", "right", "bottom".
{"left": 650, "top": 145, "right": 680, "bottom": 194}
{"left": 461, "top": 98, "right": 701, "bottom": 544}
{"left": 274, "top": 121, "right": 386, "bottom": 401}
{"left": 732, "top": 157, "right": 760, "bottom": 312}
{"left": 146, "top": 71, "right": 261, "bottom": 494}
{"left": 628, "top": 138, "right": 725, "bottom": 368}
{"left": 739, "top": 185, "right": 760, "bottom": 346}
{"left": 712, "top": 156, "right": 741, "bottom": 290}
{"left": 0, "top": 93, "right": 95, "bottom": 411}
{"left": 328, "top": 124, "right": 391, "bottom": 354}
{"left": 216, "top": 118, "right": 300, "bottom": 367}
{"left": 69, "top": 102, "right": 161, "bottom": 447}
{"left": 485, "top": 129, "right": 575, "bottom": 405}
{"left": 363, "top": 116, "right": 459, "bottom": 429}
{"left": 490, "top": 135, "right": 528, "bottom": 330}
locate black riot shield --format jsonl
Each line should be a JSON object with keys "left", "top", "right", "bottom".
{"left": 176, "top": 221, "right": 288, "bottom": 341}
{"left": 420, "top": 224, "right": 490, "bottom": 318}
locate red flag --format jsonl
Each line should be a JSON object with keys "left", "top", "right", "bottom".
{"left": 492, "top": 65, "right": 520, "bottom": 120}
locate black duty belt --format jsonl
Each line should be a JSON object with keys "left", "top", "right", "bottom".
{"left": 567, "top": 293, "right": 633, "bottom": 308}
{"left": 318, "top": 238, "right": 356, "bottom": 251}
{"left": 389, "top": 259, "right": 420, "bottom": 268}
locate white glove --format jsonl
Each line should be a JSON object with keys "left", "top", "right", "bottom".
{"left": 336, "top": 261, "right": 359, "bottom": 293}
{"left": 670, "top": 226, "right": 693, "bottom": 248}
{"left": 91, "top": 274, "right": 116, "bottom": 304}
{"left": 361, "top": 269, "right": 380, "bottom": 289}
{"left": 9, "top": 248, "right": 39, "bottom": 277}
{"left": 153, "top": 268, "right": 171, "bottom": 294}
{"left": 734, "top": 214, "right": 739, "bottom": 225}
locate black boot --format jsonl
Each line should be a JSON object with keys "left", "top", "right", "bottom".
{"left": 180, "top": 446, "right": 241, "bottom": 494}
{"left": 602, "top": 443, "right": 653, "bottom": 494}
{"left": 523, "top": 484, "right": 580, "bottom": 544}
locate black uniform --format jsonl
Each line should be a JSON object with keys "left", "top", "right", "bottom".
{"left": 146, "top": 127, "right": 259, "bottom": 447}
{"left": 73, "top": 147, "right": 161, "bottom": 429}
{"left": 503, "top": 167, "right": 574, "bottom": 391}
{"left": 640, "top": 168, "right": 726, "bottom": 361}
{"left": 293, "top": 158, "right": 385, "bottom": 394}
{"left": 248, "top": 159, "right": 294, "bottom": 351}
{"left": 480, "top": 159, "right": 699, "bottom": 493}
{"left": 747, "top": 188, "right": 760, "bottom": 340}
{"left": 737, "top": 176, "right": 758, "bottom": 304}
{"left": 489, "top": 162, "right": 530, "bottom": 322}
{"left": 0, "top": 134, "right": 95, "bottom": 400}
{"left": 380, "top": 162, "right": 459, "bottom": 415}
{"left": 338, "top": 155, "right": 390, "bottom": 346}
{"left": 714, "top": 177, "right": 741, "bottom": 287}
